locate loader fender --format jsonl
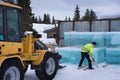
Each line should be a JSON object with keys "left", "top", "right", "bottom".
{"left": 0, "top": 55, "right": 25, "bottom": 68}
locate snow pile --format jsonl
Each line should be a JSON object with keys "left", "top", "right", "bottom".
{"left": 40, "top": 38, "right": 56, "bottom": 44}
{"left": 33, "top": 23, "right": 57, "bottom": 44}
{"left": 33, "top": 23, "right": 55, "bottom": 32}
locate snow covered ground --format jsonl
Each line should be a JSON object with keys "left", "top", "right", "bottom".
{"left": 24, "top": 63, "right": 120, "bottom": 80}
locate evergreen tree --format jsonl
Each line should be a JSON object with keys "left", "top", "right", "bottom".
{"left": 90, "top": 9, "right": 97, "bottom": 20}
{"left": 68, "top": 17, "right": 71, "bottom": 21}
{"left": 81, "top": 9, "right": 97, "bottom": 21}
{"left": 43, "top": 13, "right": 51, "bottom": 24}
{"left": 73, "top": 4, "right": 80, "bottom": 21}
{"left": 43, "top": 13, "right": 47, "bottom": 23}
{"left": 52, "top": 16, "right": 55, "bottom": 24}
{"left": 38, "top": 16, "right": 42, "bottom": 23}
{"left": 7, "top": 0, "right": 17, "bottom": 4}
{"left": 82, "top": 9, "right": 90, "bottom": 20}
{"left": 32, "top": 15, "right": 38, "bottom": 23}
{"left": 32, "top": 15, "right": 35, "bottom": 23}
{"left": 46, "top": 14, "right": 51, "bottom": 24}
{"left": 18, "top": 0, "right": 33, "bottom": 33}
{"left": 34, "top": 16, "right": 38, "bottom": 23}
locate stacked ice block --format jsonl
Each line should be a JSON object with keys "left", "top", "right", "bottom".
{"left": 64, "top": 32, "right": 105, "bottom": 47}
{"left": 106, "top": 48, "right": 120, "bottom": 64}
{"left": 56, "top": 47, "right": 105, "bottom": 65}
{"left": 105, "top": 32, "right": 120, "bottom": 48}
{"left": 56, "top": 47, "right": 81, "bottom": 65}
{"left": 105, "top": 32, "right": 120, "bottom": 64}
{"left": 58, "top": 32, "right": 120, "bottom": 64}
{"left": 94, "top": 48, "right": 105, "bottom": 63}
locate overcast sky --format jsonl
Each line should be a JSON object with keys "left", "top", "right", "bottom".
{"left": 31, "top": 0, "right": 120, "bottom": 20}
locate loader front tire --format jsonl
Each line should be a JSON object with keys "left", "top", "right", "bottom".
{"left": 0, "top": 59, "right": 24, "bottom": 80}
{"left": 35, "top": 52, "right": 58, "bottom": 80}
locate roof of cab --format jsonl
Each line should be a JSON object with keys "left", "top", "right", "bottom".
{"left": 0, "top": 1, "right": 22, "bottom": 9}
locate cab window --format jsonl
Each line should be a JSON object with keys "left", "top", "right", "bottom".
{"left": 6, "top": 7, "right": 20, "bottom": 42}
{"left": 0, "top": 6, "right": 4, "bottom": 41}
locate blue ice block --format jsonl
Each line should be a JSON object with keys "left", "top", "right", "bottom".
{"left": 64, "top": 32, "right": 105, "bottom": 47}
{"left": 64, "top": 32, "right": 94, "bottom": 47}
{"left": 111, "top": 34, "right": 120, "bottom": 46}
{"left": 106, "top": 48, "right": 120, "bottom": 64}
{"left": 93, "top": 33, "right": 105, "bottom": 47}
{"left": 55, "top": 47, "right": 105, "bottom": 65}
{"left": 55, "top": 47, "right": 82, "bottom": 65}
{"left": 105, "top": 32, "right": 120, "bottom": 48}
{"left": 94, "top": 48, "right": 105, "bottom": 63}
{"left": 64, "top": 32, "right": 120, "bottom": 48}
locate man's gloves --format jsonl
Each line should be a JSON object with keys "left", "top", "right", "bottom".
{"left": 90, "top": 57, "right": 95, "bottom": 62}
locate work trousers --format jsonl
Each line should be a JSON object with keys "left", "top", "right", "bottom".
{"left": 78, "top": 52, "right": 92, "bottom": 68}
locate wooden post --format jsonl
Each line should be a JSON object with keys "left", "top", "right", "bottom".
{"left": 89, "top": 20, "right": 92, "bottom": 32}
{"left": 108, "top": 19, "right": 111, "bottom": 32}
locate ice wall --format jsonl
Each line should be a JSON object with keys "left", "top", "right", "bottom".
{"left": 56, "top": 47, "right": 105, "bottom": 65}
{"left": 106, "top": 48, "right": 120, "bottom": 64}
{"left": 61, "top": 32, "right": 120, "bottom": 64}
{"left": 64, "top": 32, "right": 120, "bottom": 48}
{"left": 56, "top": 47, "right": 81, "bottom": 65}
{"left": 64, "top": 32, "right": 105, "bottom": 47}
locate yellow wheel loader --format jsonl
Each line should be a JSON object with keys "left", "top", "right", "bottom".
{"left": 0, "top": 1, "right": 61, "bottom": 80}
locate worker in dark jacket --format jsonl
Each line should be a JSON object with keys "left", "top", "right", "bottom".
{"left": 77, "top": 42, "right": 96, "bottom": 69}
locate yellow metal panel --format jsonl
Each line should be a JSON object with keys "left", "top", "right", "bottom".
{"left": 22, "top": 34, "right": 34, "bottom": 54}
{"left": 0, "top": 2, "right": 22, "bottom": 9}
{"left": 21, "top": 34, "right": 40, "bottom": 61}
{"left": 32, "top": 50, "right": 48, "bottom": 65}
{"left": 0, "top": 42, "right": 22, "bottom": 55}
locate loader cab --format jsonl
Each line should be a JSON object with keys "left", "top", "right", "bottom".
{"left": 0, "top": 1, "right": 21, "bottom": 42}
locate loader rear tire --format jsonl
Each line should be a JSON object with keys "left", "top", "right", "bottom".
{"left": 35, "top": 52, "right": 58, "bottom": 80}
{"left": 0, "top": 59, "right": 24, "bottom": 80}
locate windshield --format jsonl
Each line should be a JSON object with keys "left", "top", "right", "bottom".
{"left": 6, "top": 7, "right": 20, "bottom": 42}
{"left": 0, "top": 6, "right": 4, "bottom": 41}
